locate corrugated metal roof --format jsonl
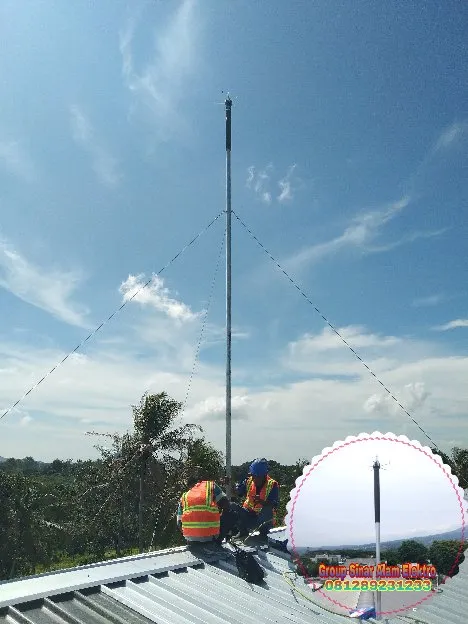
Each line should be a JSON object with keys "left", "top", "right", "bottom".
{"left": 2, "top": 535, "right": 466, "bottom": 624}
{"left": 0, "top": 546, "right": 203, "bottom": 608}
{"left": 0, "top": 541, "right": 354, "bottom": 624}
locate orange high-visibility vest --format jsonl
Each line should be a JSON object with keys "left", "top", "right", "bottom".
{"left": 180, "top": 480, "right": 220, "bottom": 538}
{"left": 243, "top": 475, "right": 278, "bottom": 525}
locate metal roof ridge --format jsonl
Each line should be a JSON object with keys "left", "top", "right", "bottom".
{"left": 0, "top": 545, "right": 189, "bottom": 588}
{"left": 0, "top": 547, "right": 203, "bottom": 609}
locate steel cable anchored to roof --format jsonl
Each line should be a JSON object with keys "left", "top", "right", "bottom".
{"left": 0, "top": 210, "right": 224, "bottom": 422}
{"left": 232, "top": 209, "right": 441, "bottom": 454}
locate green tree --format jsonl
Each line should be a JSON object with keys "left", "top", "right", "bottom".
{"left": 398, "top": 540, "right": 428, "bottom": 564}
{"left": 1, "top": 458, "right": 19, "bottom": 473}
{"left": 131, "top": 392, "right": 201, "bottom": 552}
{"left": 184, "top": 438, "right": 225, "bottom": 481}
{"left": 21, "top": 457, "right": 39, "bottom": 476}
{"left": 295, "top": 555, "right": 329, "bottom": 578}
{"left": 382, "top": 548, "right": 399, "bottom": 566}
{"left": 86, "top": 392, "right": 207, "bottom": 554}
{"left": 0, "top": 471, "right": 55, "bottom": 579}
{"left": 431, "top": 446, "right": 468, "bottom": 490}
{"left": 429, "top": 540, "right": 466, "bottom": 577}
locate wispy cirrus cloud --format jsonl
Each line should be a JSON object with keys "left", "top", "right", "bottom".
{"left": 284, "top": 196, "right": 411, "bottom": 272}
{"left": 282, "top": 193, "right": 449, "bottom": 273}
{"left": 0, "top": 139, "right": 36, "bottom": 182}
{"left": 408, "top": 119, "right": 468, "bottom": 191}
{"left": 433, "top": 319, "right": 468, "bottom": 331}
{"left": 278, "top": 164, "right": 298, "bottom": 203}
{"left": 70, "top": 105, "right": 121, "bottom": 189}
{"left": 282, "top": 118, "right": 465, "bottom": 274}
{"left": 119, "top": 0, "right": 200, "bottom": 141}
{"left": 366, "top": 227, "right": 449, "bottom": 253}
{"left": 246, "top": 164, "right": 273, "bottom": 204}
{"left": 433, "top": 120, "right": 468, "bottom": 154}
{"left": 0, "top": 237, "right": 89, "bottom": 327}
{"left": 246, "top": 163, "right": 300, "bottom": 205}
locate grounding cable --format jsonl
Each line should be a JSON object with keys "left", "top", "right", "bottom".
{"left": 148, "top": 228, "right": 226, "bottom": 551}
{"left": 232, "top": 209, "right": 441, "bottom": 453}
{"left": 281, "top": 570, "right": 352, "bottom": 619}
{"left": 0, "top": 210, "right": 224, "bottom": 422}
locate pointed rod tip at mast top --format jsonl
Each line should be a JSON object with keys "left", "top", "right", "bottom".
{"left": 222, "top": 90, "right": 234, "bottom": 106}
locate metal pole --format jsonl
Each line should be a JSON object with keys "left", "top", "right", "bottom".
{"left": 225, "top": 95, "right": 232, "bottom": 500}
{"left": 373, "top": 459, "right": 382, "bottom": 619}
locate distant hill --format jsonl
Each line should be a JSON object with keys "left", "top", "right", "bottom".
{"left": 309, "top": 527, "right": 464, "bottom": 552}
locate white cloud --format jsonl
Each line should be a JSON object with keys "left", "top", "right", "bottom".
{"left": 119, "top": 0, "right": 200, "bottom": 140}
{"left": 70, "top": 105, "right": 121, "bottom": 189}
{"left": 434, "top": 319, "right": 468, "bottom": 331}
{"left": 291, "top": 325, "right": 401, "bottom": 353}
{"left": 284, "top": 196, "right": 411, "bottom": 272}
{"left": 246, "top": 164, "right": 300, "bottom": 205}
{"left": 20, "top": 414, "right": 33, "bottom": 427}
{"left": 364, "top": 382, "right": 430, "bottom": 417}
{"left": 433, "top": 120, "right": 468, "bottom": 153}
{"left": 3, "top": 407, "right": 33, "bottom": 428}
{"left": 1, "top": 318, "right": 467, "bottom": 466}
{"left": 366, "top": 227, "right": 449, "bottom": 253}
{"left": 187, "top": 394, "right": 251, "bottom": 421}
{"left": 0, "top": 140, "right": 36, "bottom": 182}
{"left": 0, "top": 237, "right": 89, "bottom": 327}
{"left": 404, "top": 118, "right": 468, "bottom": 196}
{"left": 277, "top": 164, "right": 298, "bottom": 203}
{"left": 282, "top": 325, "right": 438, "bottom": 381}
{"left": 412, "top": 294, "right": 446, "bottom": 308}
{"left": 246, "top": 164, "right": 273, "bottom": 204}
{"left": 257, "top": 119, "right": 464, "bottom": 276}
{"left": 119, "top": 273, "right": 200, "bottom": 322}
{"left": 200, "top": 323, "right": 250, "bottom": 348}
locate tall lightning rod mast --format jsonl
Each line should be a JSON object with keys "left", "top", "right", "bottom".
{"left": 225, "top": 94, "right": 232, "bottom": 500}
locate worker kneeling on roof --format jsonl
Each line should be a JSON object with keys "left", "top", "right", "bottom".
{"left": 177, "top": 469, "right": 236, "bottom": 545}
{"left": 234, "top": 458, "right": 279, "bottom": 539}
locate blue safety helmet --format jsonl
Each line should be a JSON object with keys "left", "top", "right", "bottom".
{"left": 249, "top": 458, "right": 269, "bottom": 477}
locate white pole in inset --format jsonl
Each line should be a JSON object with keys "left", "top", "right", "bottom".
{"left": 373, "top": 458, "right": 382, "bottom": 620}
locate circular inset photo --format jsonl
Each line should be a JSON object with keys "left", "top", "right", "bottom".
{"left": 284, "top": 432, "right": 467, "bottom": 619}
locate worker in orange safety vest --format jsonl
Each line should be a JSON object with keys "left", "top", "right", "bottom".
{"left": 177, "top": 472, "right": 234, "bottom": 544}
{"left": 234, "top": 458, "right": 279, "bottom": 540}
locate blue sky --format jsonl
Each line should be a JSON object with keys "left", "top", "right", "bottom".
{"left": 0, "top": 0, "right": 467, "bottom": 464}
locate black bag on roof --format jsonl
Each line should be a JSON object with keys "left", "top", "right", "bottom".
{"left": 234, "top": 548, "right": 265, "bottom": 584}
